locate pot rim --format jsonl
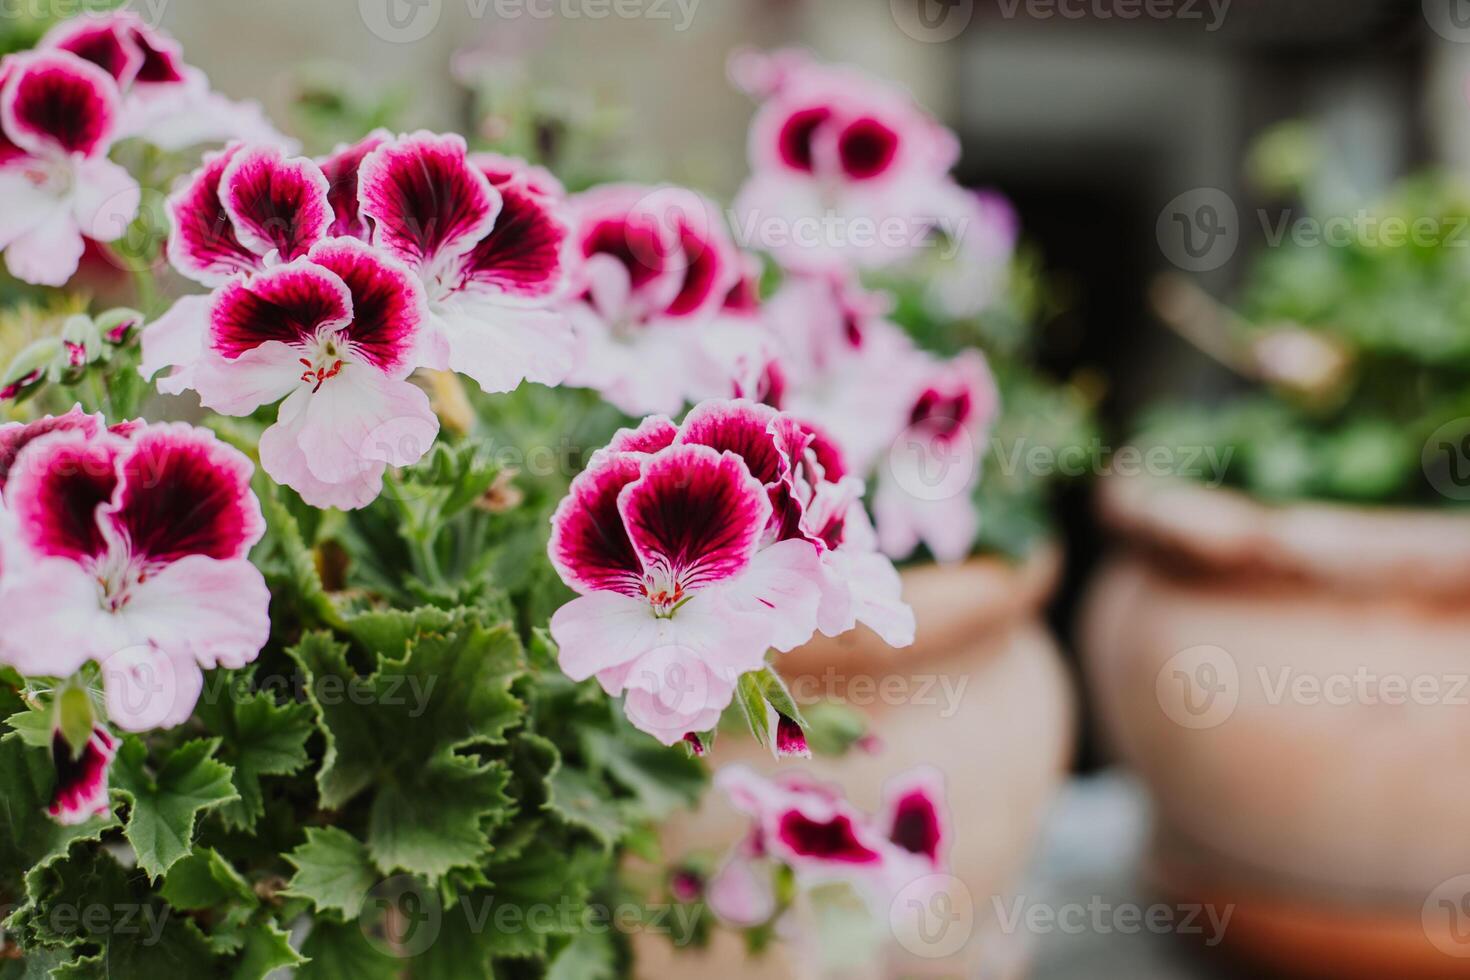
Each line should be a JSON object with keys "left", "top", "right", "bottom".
{"left": 1097, "top": 471, "right": 1470, "bottom": 596}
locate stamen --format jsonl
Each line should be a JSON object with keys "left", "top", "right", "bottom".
{"left": 299, "top": 357, "right": 344, "bottom": 393}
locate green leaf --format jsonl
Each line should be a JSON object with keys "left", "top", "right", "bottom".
{"left": 288, "top": 614, "right": 525, "bottom": 881}
{"left": 581, "top": 726, "right": 705, "bottom": 820}
{"left": 195, "top": 683, "right": 315, "bottom": 831}
{"left": 297, "top": 920, "right": 398, "bottom": 980}
{"left": 230, "top": 920, "right": 305, "bottom": 980}
{"left": 110, "top": 737, "right": 239, "bottom": 880}
{"left": 4, "top": 705, "right": 52, "bottom": 748}
{"left": 735, "top": 667, "right": 807, "bottom": 747}
{"left": 547, "top": 766, "right": 625, "bottom": 847}
{"left": 283, "top": 827, "right": 379, "bottom": 920}
{"left": 0, "top": 734, "right": 114, "bottom": 884}
{"left": 159, "top": 847, "right": 255, "bottom": 910}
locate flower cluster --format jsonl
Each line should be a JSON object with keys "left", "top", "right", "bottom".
{"left": 141, "top": 132, "right": 574, "bottom": 507}
{"left": 0, "top": 12, "right": 283, "bottom": 287}
{"left": 0, "top": 408, "right": 270, "bottom": 732}
{"left": 548, "top": 399, "right": 913, "bottom": 744}
{"left": 705, "top": 765, "right": 949, "bottom": 927}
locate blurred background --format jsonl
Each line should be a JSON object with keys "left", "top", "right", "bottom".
{"left": 14, "top": 1, "right": 1470, "bottom": 976}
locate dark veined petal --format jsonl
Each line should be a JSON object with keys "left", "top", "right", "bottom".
{"left": 357, "top": 130, "right": 499, "bottom": 273}
{"left": 881, "top": 767, "right": 947, "bottom": 867}
{"left": 548, "top": 451, "right": 646, "bottom": 596}
{"left": 6, "top": 428, "right": 124, "bottom": 562}
{"left": 619, "top": 444, "right": 769, "bottom": 594}
{"left": 48, "top": 726, "right": 117, "bottom": 825}
{"left": 308, "top": 237, "right": 422, "bottom": 375}
{"left": 219, "top": 144, "right": 332, "bottom": 261}
{"left": 774, "top": 809, "right": 882, "bottom": 864}
{"left": 0, "top": 50, "right": 119, "bottom": 159}
{"left": 109, "top": 422, "right": 264, "bottom": 565}
{"left": 165, "top": 142, "right": 261, "bottom": 285}
{"left": 677, "top": 399, "right": 785, "bottom": 487}
{"left": 836, "top": 116, "right": 900, "bottom": 180}
{"left": 42, "top": 14, "right": 143, "bottom": 86}
{"left": 776, "top": 105, "right": 830, "bottom": 173}
{"left": 455, "top": 179, "right": 566, "bottom": 300}
{"left": 210, "top": 258, "right": 351, "bottom": 359}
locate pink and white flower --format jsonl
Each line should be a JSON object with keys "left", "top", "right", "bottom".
{"left": 0, "top": 416, "right": 270, "bottom": 732}
{"left": 48, "top": 724, "right": 117, "bottom": 825}
{"left": 0, "top": 50, "right": 140, "bottom": 286}
{"left": 187, "top": 238, "right": 440, "bottom": 509}
{"left": 874, "top": 349, "right": 999, "bottom": 563}
{"left": 561, "top": 183, "right": 742, "bottom": 415}
{"left": 356, "top": 132, "right": 575, "bottom": 395}
{"left": 41, "top": 11, "right": 288, "bottom": 151}
{"left": 920, "top": 186, "right": 1019, "bottom": 320}
{"left": 707, "top": 765, "right": 951, "bottom": 926}
{"left": 730, "top": 48, "right": 960, "bottom": 272}
{"left": 548, "top": 398, "right": 911, "bottom": 743}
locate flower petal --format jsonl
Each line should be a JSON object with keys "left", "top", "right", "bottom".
{"left": 3, "top": 207, "right": 84, "bottom": 287}
{"left": 0, "top": 406, "right": 103, "bottom": 491}
{"left": 880, "top": 766, "right": 947, "bottom": 869}
{"left": 549, "top": 590, "right": 662, "bottom": 681}
{"left": 209, "top": 257, "right": 352, "bottom": 359}
{"left": 358, "top": 131, "right": 499, "bottom": 273}
{"left": 308, "top": 237, "right": 423, "bottom": 376}
{"left": 0, "top": 556, "right": 120, "bottom": 676}
{"left": 42, "top": 14, "right": 144, "bottom": 86}
{"left": 165, "top": 142, "right": 260, "bottom": 285}
{"left": 291, "top": 364, "right": 437, "bottom": 483}
{"left": 711, "top": 537, "right": 822, "bottom": 653}
{"left": 318, "top": 129, "right": 390, "bottom": 239}
{"left": 139, "top": 293, "right": 211, "bottom": 393}
{"left": 432, "top": 299, "right": 576, "bottom": 393}
{"left": 219, "top": 144, "right": 332, "bottom": 262}
{"left": 606, "top": 415, "right": 677, "bottom": 455}
{"left": 1, "top": 51, "right": 118, "bottom": 159}
{"left": 6, "top": 428, "right": 122, "bottom": 561}
{"left": 119, "top": 555, "right": 270, "bottom": 671}
{"left": 99, "top": 642, "right": 204, "bottom": 732}
{"left": 676, "top": 398, "right": 784, "bottom": 486}
{"left": 455, "top": 178, "right": 566, "bottom": 300}
{"left": 548, "top": 451, "right": 645, "bottom": 596}
{"left": 108, "top": 422, "right": 264, "bottom": 564}
{"left": 48, "top": 725, "right": 117, "bottom": 825}
{"left": 619, "top": 444, "right": 770, "bottom": 594}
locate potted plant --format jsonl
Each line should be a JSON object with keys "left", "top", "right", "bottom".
{"left": 0, "top": 13, "right": 984, "bottom": 979}
{"left": 1082, "top": 126, "right": 1470, "bottom": 978}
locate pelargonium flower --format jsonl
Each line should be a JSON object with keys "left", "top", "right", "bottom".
{"left": 548, "top": 398, "right": 911, "bottom": 744}
{"left": 874, "top": 349, "right": 999, "bottom": 563}
{"left": 561, "top": 183, "right": 742, "bottom": 415}
{"left": 0, "top": 50, "right": 140, "bottom": 286}
{"left": 48, "top": 724, "right": 117, "bottom": 826}
{"left": 922, "top": 187, "right": 1018, "bottom": 320}
{"left": 40, "top": 10, "right": 288, "bottom": 151}
{"left": 707, "top": 765, "right": 950, "bottom": 926}
{"left": 0, "top": 415, "right": 270, "bottom": 732}
{"left": 730, "top": 48, "right": 960, "bottom": 272}
{"left": 357, "top": 131, "right": 576, "bottom": 395}
{"left": 187, "top": 239, "right": 440, "bottom": 509}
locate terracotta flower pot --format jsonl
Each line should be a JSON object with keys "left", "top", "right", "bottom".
{"left": 1081, "top": 472, "right": 1470, "bottom": 979}
{"left": 639, "top": 547, "right": 1075, "bottom": 980}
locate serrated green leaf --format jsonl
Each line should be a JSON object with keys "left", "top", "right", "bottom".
{"left": 283, "top": 827, "right": 378, "bottom": 920}
{"left": 110, "top": 737, "right": 238, "bottom": 880}
{"left": 368, "top": 754, "right": 511, "bottom": 880}
{"left": 230, "top": 920, "right": 304, "bottom": 980}
{"left": 195, "top": 684, "right": 314, "bottom": 831}
{"left": 581, "top": 727, "right": 705, "bottom": 820}
{"left": 4, "top": 705, "right": 52, "bottom": 748}
{"left": 297, "top": 920, "right": 398, "bottom": 980}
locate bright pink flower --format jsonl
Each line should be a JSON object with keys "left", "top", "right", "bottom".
{"left": 48, "top": 724, "right": 117, "bottom": 825}
{"left": 0, "top": 51, "right": 139, "bottom": 286}
{"left": 357, "top": 132, "right": 575, "bottom": 395}
{"left": 41, "top": 11, "right": 288, "bottom": 151}
{"left": 187, "top": 239, "right": 439, "bottom": 509}
{"left": 730, "top": 48, "right": 960, "bottom": 272}
{"left": 0, "top": 419, "right": 269, "bottom": 731}
{"left": 318, "top": 129, "right": 391, "bottom": 240}
{"left": 561, "top": 183, "right": 742, "bottom": 415}
{"left": 874, "top": 349, "right": 999, "bottom": 563}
